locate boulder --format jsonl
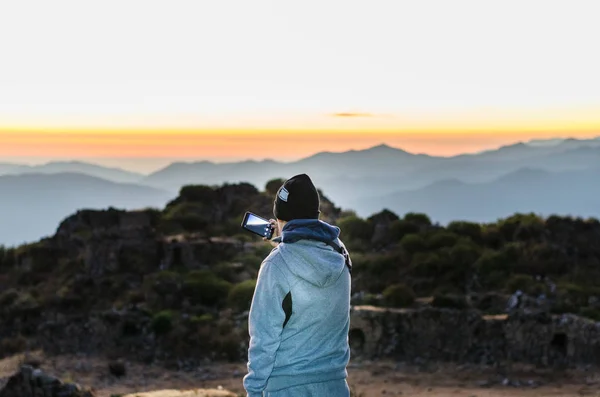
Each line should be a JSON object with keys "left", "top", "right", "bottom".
{"left": 0, "top": 366, "right": 94, "bottom": 397}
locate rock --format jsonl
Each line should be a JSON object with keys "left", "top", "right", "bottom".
{"left": 108, "top": 361, "right": 127, "bottom": 378}
{"left": 0, "top": 366, "right": 94, "bottom": 397}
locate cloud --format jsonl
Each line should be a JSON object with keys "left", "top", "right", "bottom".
{"left": 331, "top": 112, "right": 374, "bottom": 118}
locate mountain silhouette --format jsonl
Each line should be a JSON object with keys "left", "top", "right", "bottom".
{"left": 352, "top": 167, "right": 600, "bottom": 223}
{"left": 4, "top": 136, "right": 600, "bottom": 245}
{"left": 0, "top": 161, "right": 144, "bottom": 183}
{"left": 0, "top": 173, "right": 170, "bottom": 246}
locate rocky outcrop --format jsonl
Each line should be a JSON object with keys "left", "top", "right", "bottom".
{"left": 0, "top": 366, "right": 94, "bottom": 397}
{"left": 350, "top": 305, "right": 600, "bottom": 368}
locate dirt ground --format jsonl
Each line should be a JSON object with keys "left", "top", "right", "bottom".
{"left": 2, "top": 352, "right": 600, "bottom": 397}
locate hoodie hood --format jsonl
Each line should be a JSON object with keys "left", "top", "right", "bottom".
{"left": 274, "top": 219, "right": 347, "bottom": 287}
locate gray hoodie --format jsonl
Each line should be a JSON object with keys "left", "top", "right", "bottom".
{"left": 244, "top": 219, "right": 351, "bottom": 396}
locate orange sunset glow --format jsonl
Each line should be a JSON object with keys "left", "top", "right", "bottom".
{"left": 2, "top": 1, "right": 600, "bottom": 169}
{"left": 2, "top": 122, "right": 600, "bottom": 161}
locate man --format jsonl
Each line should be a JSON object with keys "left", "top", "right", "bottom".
{"left": 244, "top": 174, "right": 352, "bottom": 397}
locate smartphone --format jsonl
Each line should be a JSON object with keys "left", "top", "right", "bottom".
{"left": 241, "top": 211, "right": 275, "bottom": 240}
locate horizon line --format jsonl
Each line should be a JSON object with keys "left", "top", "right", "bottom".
{"left": 2, "top": 134, "right": 599, "bottom": 175}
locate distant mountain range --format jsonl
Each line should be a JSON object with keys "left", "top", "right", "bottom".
{"left": 0, "top": 173, "right": 170, "bottom": 246}
{"left": 351, "top": 166, "right": 600, "bottom": 224}
{"left": 2, "top": 135, "right": 600, "bottom": 245}
{"left": 0, "top": 161, "right": 144, "bottom": 184}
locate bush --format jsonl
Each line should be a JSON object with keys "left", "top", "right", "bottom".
{"left": 337, "top": 216, "right": 373, "bottom": 241}
{"left": 426, "top": 232, "right": 459, "bottom": 250}
{"left": 190, "top": 313, "right": 215, "bottom": 325}
{"left": 182, "top": 271, "right": 232, "bottom": 307}
{"left": 411, "top": 252, "right": 445, "bottom": 278}
{"left": 0, "top": 289, "right": 19, "bottom": 306}
{"left": 400, "top": 234, "right": 427, "bottom": 256}
{"left": 151, "top": 310, "right": 174, "bottom": 335}
{"left": 579, "top": 307, "right": 600, "bottom": 321}
{"left": 447, "top": 221, "right": 482, "bottom": 242}
{"left": 178, "top": 185, "right": 217, "bottom": 203}
{"left": 0, "top": 246, "right": 15, "bottom": 268}
{"left": 403, "top": 213, "right": 431, "bottom": 227}
{"left": 228, "top": 280, "right": 257, "bottom": 312}
{"left": 505, "top": 274, "right": 537, "bottom": 294}
{"left": 162, "top": 202, "right": 209, "bottom": 232}
{"left": 475, "top": 245, "right": 520, "bottom": 278}
{"left": 382, "top": 284, "right": 415, "bottom": 308}
{"left": 498, "top": 213, "right": 544, "bottom": 242}
{"left": 447, "top": 242, "right": 481, "bottom": 282}
{"left": 431, "top": 294, "right": 468, "bottom": 309}
{"left": 389, "top": 220, "right": 420, "bottom": 242}
{"left": 0, "top": 335, "right": 27, "bottom": 356}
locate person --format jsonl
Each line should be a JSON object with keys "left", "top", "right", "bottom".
{"left": 243, "top": 174, "right": 352, "bottom": 397}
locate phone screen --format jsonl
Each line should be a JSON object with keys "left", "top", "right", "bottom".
{"left": 242, "top": 212, "right": 274, "bottom": 239}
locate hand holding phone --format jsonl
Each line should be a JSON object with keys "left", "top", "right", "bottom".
{"left": 241, "top": 212, "right": 275, "bottom": 240}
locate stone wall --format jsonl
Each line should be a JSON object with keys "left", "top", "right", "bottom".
{"left": 30, "top": 304, "right": 600, "bottom": 369}
{"left": 349, "top": 305, "right": 600, "bottom": 368}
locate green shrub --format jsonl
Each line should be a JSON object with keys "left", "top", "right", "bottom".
{"left": 411, "top": 252, "right": 445, "bottom": 278}
{"left": 0, "top": 246, "right": 15, "bottom": 268}
{"left": 182, "top": 270, "right": 232, "bottom": 307}
{"left": 190, "top": 313, "right": 215, "bottom": 325}
{"left": 0, "top": 289, "right": 19, "bottom": 306}
{"left": 447, "top": 221, "right": 482, "bottom": 242}
{"left": 0, "top": 335, "right": 27, "bottom": 356}
{"left": 505, "top": 274, "right": 536, "bottom": 294}
{"left": 178, "top": 185, "right": 217, "bottom": 203}
{"left": 431, "top": 294, "right": 468, "bottom": 309}
{"left": 389, "top": 220, "right": 420, "bottom": 242}
{"left": 481, "top": 224, "right": 503, "bottom": 248}
{"left": 337, "top": 216, "right": 373, "bottom": 241}
{"left": 368, "top": 253, "right": 402, "bottom": 275}
{"left": 151, "top": 310, "right": 174, "bottom": 335}
{"left": 382, "top": 284, "right": 416, "bottom": 308}
{"left": 400, "top": 234, "right": 427, "bottom": 255}
{"left": 426, "top": 232, "right": 459, "bottom": 250}
{"left": 403, "top": 212, "right": 432, "bottom": 227}
{"left": 498, "top": 213, "right": 544, "bottom": 241}
{"left": 579, "top": 307, "right": 600, "bottom": 321}
{"left": 475, "top": 245, "right": 520, "bottom": 277}
{"left": 228, "top": 280, "right": 257, "bottom": 312}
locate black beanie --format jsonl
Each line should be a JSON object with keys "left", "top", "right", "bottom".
{"left": 273, "top": 174, "right": 321, "bottom": 221}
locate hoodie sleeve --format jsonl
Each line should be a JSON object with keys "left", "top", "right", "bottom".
{"left": 243, "top": 259, "right": 289, "bottom": 397}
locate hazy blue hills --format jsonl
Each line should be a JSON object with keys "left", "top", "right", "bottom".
{"left": 0, "top": 173, "right": 171, "bottom": 246}
{"left": 0, "top": 161, "right": 145, "bottom": 184}
{"left": 352, "top": 167, "right": 600, "bottom": 223}
{"left": 3, "top": 136, "right": 600, "bottom": 245}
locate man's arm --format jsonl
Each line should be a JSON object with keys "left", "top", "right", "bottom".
{"left": 243, "top": 259, "right": 288, "bottom": 397}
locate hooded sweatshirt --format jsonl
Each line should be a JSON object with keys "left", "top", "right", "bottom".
{"left": 243, "top": 219, "right": 351, "bottom": 396}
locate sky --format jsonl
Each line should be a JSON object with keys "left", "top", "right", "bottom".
{"left": 1, "top": 0, "right": 599, "bottom": 170}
